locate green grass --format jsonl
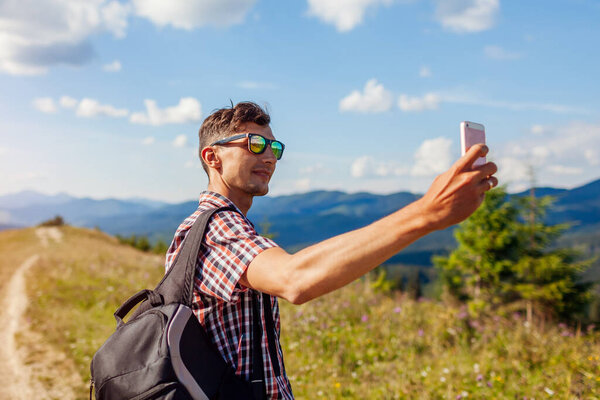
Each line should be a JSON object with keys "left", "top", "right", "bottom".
{"left": 3, "top": 226, "right": 598, "bottom": 399}
{"left": 280, "top": 279, "right": 600, "bottom": 399}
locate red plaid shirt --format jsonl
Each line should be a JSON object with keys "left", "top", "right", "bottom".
{"left": 165, "top": 191, "right": 294, "bottom": 399}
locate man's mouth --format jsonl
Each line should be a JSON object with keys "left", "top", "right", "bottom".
{"left": 252, "top": 169, "right": 272, "bottom": 179}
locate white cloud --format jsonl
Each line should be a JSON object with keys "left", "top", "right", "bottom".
{"left": 398, "top": 93, "right": 441, "bottom": 112}
{"left": 132, "top": 0, "right": 257, "bottom": 30}
{"left": 172, "top": 134, "right": 188, "bottom": 148}
{"left": 484, "top": 45, "right": 521, "bottom": 60}
{"left": 32, "top": 97, "right": 58, "bottom": 113}
{"left": 295, "top": 178, "right": 311, "bottom": 191}
{"left": 103, "top": 60, "right": 122, "bottom": 72}
{"left": 340, "top": 79, "right": 393, "bottom": 113}
{"left": 76, "top": 98, "right": 129, "bottom": 118}
{"left": 130, "top": 97, "right": 202, "bottom": 126}
{"left": 530, "top": 124, "right": 545, "bottom": 135}
{"left": 307, "top": 0, "right": 394, "bottom": 32}
{"left": 497, "top": 121, "right": 600, "bottom": 190}
{"left": 411, "top": 137, "right": 453, "bottom": 176}
{"left": 0, "top": 0, "right": 131, "bottom": 75}
{"left": 547, "top": 165, "right": 583, "bottom": 175}
{"left": 350, "top": 156, "right": 409, "bottom": 178}
{"left": 59, "top": 96, "right": 78, "bottom": 109}
{"left": 419, "top": 66, "right": 432, "bottom": 78}
{"left": 585, "top": 149, "right": 599, "bottom": 166}
{"left": 441, "top": 92, "right": 591, "bottom": 115}
{"left": 0, "top": 146, "right": 7, "bottom": 155}
{"left": 351, "top": 156, "right": 373, "bottom": 178}
{"left": 300, "top": 162, "right": 328, "bottom": 175}
{"left": 142, "top": 136, "right": 155, "bottom": 145}
{"left": 434, "top": 0, "right": 499, "bottom": 33}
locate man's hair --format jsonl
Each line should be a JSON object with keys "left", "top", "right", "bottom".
{"left": 198, "top": 101, "right": 271, "bottom": 174}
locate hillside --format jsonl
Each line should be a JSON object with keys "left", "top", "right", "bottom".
{"left": 0, "top": 226, "right": 164, "bottom": 399}
{"left": 0, "top": 226, "right": 599, "bottom": 399}
{"left": 2, "top": 179, "right": 599, "bottom": 268}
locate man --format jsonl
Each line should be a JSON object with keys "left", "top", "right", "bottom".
{"left": 166, "top": 101, "right": 498, "bottom": 399}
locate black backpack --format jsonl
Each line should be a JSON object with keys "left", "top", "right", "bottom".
{"left": 90, "top": 207, "right": 280, "bottom": 400}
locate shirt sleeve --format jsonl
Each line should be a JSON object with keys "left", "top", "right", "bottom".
{"left": 196, "top": 209, "right": 277, "bottom": 303}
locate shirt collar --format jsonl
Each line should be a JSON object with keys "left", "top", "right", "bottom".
{"left": 198, "top": 190, "right": 246, "bottom": 217}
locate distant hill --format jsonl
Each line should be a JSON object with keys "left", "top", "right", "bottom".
{"left": 1, "top": 178, "right": 599, "bottom": 270}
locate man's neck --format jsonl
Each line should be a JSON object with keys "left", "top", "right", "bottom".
{"left": 206, "top": 183, "right": 252, "bottom": 215}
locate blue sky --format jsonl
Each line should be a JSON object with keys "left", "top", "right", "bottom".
{"left": 1, "top": 0, "right": 599, "bottom": 202}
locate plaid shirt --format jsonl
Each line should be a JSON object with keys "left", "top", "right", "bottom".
{"left": 165, "top": 191, "right": 294, "bottom": 399}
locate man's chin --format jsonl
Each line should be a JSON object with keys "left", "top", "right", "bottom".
{"left": 246, "top": 184, "right": 269, "bottom": 197}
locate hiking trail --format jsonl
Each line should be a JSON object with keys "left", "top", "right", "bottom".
{"left": 0, "top": 227, "right": 80, "bottom": 400}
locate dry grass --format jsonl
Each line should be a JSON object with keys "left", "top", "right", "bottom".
{"left": 2, "top": 226, "right": 599, "bottom": 399}
{"left": 0, "top": 226, "right": 164, "bottom": 399}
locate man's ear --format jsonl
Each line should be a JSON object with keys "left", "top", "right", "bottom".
{"left": 201, "top": 146, "right": 221, "bottom": 170}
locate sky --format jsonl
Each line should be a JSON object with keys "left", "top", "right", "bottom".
{"left": 1, "top": 0, "right": 599, "bottom": 203}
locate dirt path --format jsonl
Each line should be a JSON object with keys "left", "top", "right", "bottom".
{"left": 0, "top": 228, "right": 79, "bottom": 400}
{"left": 0, "top": 254, "right": 43, "bottom": 399}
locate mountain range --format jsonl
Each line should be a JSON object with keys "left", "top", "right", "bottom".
{"left": 2, "top": 179, "right": 599, "bottom": 268}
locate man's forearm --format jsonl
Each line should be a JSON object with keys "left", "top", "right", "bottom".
{"left": 281, "top": 199, "right": 434, "bottom": 304}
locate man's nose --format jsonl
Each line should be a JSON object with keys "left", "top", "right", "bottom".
{"left": 263, "top": 146, "right": 277, "bottom": 162}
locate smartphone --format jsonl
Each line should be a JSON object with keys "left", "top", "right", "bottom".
{"left": 460, "top": 121, "right": 486, "bottom": 168}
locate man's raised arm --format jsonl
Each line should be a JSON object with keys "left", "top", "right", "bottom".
{"left": 240, "top": 144, "right": 498, "bottom": 304}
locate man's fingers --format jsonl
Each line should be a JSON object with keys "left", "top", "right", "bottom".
{"left": 456, "top": 144, "right": 488, "bottom": 172}
{"left": 477, "top": 176, "right": 499, "bottom": 192}
{"left": 473, "top": 161, "right": 498, "bottom": 179}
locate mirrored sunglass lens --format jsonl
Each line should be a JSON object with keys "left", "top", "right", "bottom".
{"left": 271, "top": 142, "right": 283, "bottom": 159}
{"left": 249, "top": 135, "right": 266, "bottom": 154}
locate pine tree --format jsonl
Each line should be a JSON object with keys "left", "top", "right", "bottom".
{"left": 434, "top": 186, "right": 593, "bottom": 322}
{"left": 434, "top": 187, "right": 521, "bottom": 314}
{"left": 509, "top": 194, "right": 593, "bottom": 323}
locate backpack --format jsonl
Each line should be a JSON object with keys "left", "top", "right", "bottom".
{"left": 90, "top": 206, "right": 278, "bottom": 400}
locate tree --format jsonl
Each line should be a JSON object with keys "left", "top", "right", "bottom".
{"left": 434, "top": 187, "right": 521, "bottom": 314}
{"left": 509, "top": 194, "right": 593, "bottom": 323}
{"left": 435, "top": 186, "right": 593, "bottom": 323}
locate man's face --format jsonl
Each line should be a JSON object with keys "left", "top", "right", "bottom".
{"left": 214, "top": 122, "right": 278, "bottom": 198}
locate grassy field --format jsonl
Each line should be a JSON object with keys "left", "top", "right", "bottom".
{"left": 2, "top": 226, "right": 599, "bottom": 399}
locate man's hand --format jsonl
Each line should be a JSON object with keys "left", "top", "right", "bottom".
{"left": 418, "top": 143, "right": 498, "bottom": 231}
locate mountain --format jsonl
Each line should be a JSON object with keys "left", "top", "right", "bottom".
{"left": 1, "top": 178, "right": 599, "bottom": 268}
{"left": 514, "top": 179, "right": 600, "bottom": 230}
{"left": 0, "top": 190, "right": 75, "bottom": 209}
{"left": 0, "top": 192, "right": 169, "bottom": 227}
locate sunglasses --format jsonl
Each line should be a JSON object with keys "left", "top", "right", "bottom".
{"left": 210, "top": 133, "right": 285, "bottom": 160}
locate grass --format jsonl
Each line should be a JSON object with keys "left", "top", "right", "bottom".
{"left": 280, "top": 280, "right": 600, "bottom": 399}
{"left": 1, "top": 226, "right": 599, "bottom": 399}
{"left": 18, "top": 226, "right": 165, "bottom": 396}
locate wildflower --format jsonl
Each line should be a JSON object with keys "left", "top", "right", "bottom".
{"left": 421, "top": 370, "right": 428, "bottom": 377}
{"left": 457, "top": 310, "right": 468, "bottom": 319}
{"left": 394, "top": 306, "right": 402, "bottom": 313}
{"left": 440, "top": 376, "right": 447, "bottom": 383}
{"left": 476, "top": 374, "right": 483, "bottom": 381}
{"left": 443, "top": 368, "right": 450, "bottom": 374}
{"left": 473, "top": 363, "right": 480, "bottom": 373}
{"left": 544, "top": 387, "right": 554, "bottom": 396}
{"left": 487, "top": 381, "right": 493, "bottom": 388}
{"left": 361, "top": 314, "right": 368, "bottom": 322}
{"left": 335, "top": 382, "right": 341, "bottom": 389}
{"left": 418, "top": 328, "right": 424, "bottom": 337}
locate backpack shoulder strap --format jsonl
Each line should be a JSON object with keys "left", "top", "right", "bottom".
{"left": 155, "top": 206, "right": 236, "bottom": 306}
